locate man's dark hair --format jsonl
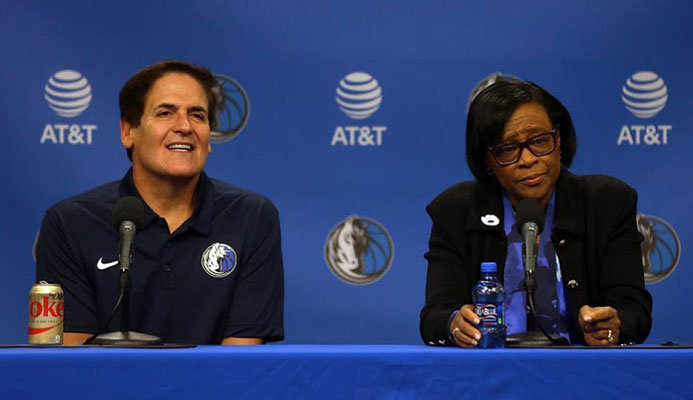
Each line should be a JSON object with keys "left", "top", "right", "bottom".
{"left": 465, "top": 80, "right": 577, "bottom": 182}
{"left": 119, "top": 60, "right": 219, "bottom": 160}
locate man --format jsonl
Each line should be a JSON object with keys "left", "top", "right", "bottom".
{"left": 36, "top": 60, "right": 284, "bottom": 345}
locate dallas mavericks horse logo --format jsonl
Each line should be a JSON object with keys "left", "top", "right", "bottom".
{"left": 636, "top": 214, "right": 681, "bottom": 284}
{"left": 324, "top": 215, "right": 394, "bottom": 285}
{"left": 210, "top": 74, "right": 250, "bottom": 142}
{"left": 201, "top": 242, "right": 238, "bottom": 278}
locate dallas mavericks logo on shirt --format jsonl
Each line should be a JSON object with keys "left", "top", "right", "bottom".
{"left": 324, "top": 215, "right": 394, "bottom": 285}
{"left": 201, "top": 243, "right": 237, "bottom": 278}
{"left": 636, "top": 214, "right": 680, "bottom": 284}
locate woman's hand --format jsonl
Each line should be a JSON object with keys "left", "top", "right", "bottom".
{"left": 449, "top": 304, "right": 482, "bottom": 347}
{"left": 579, "top": 305, "right": 621, "bottom": 346}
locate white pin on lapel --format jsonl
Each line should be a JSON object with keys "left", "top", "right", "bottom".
{"left": 481, "top": 214, "right": 500, "bottom": 227}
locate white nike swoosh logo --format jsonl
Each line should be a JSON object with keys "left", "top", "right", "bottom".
{"left": 97, "top": 257, "right": 119, "bottom": 270}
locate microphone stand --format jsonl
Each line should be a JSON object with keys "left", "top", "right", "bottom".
{"left": 88, "top": 221, "right": 163, "bottom": 346}
{"left": 506, "top": 223, "right": 568, "bottom": 347}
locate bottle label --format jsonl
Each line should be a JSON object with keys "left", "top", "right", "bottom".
{"left": 474, "top": 303, "right": 504, "bottom": 326}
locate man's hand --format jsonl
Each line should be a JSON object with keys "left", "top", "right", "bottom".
{"left": 222, "top": 337, "right": 263, "bottom": 345}
{"left": 63, "top": 332, "right": 93, "bottom": 345}
{"left": 449, "top": 304, "right": 481, "bottom": 348}
{"left": 579, "top": 305, "right": 621, "bottom": 346}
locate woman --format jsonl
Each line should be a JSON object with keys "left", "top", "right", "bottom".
{"left": 420, "top": 80, "right": 652, "bottom": 347}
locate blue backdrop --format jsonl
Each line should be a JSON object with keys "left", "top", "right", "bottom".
{"left": 1, "top": 1, "right": 690, "bottom": 345}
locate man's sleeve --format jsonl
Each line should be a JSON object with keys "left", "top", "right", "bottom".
{"left": 224, "top": 198, "right": 284, "bottom": 341}
{"left": 35, "top": 208, "right": 99, "bottom": 334}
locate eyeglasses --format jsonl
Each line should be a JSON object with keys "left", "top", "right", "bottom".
{"left": 487, "top": 129, "right": 558, "bottom": 166}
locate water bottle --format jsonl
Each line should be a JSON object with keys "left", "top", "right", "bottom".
{"left": 472, "top": 261, "right": 506, "bottom": 348}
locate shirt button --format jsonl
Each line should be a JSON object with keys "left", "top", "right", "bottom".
{"left": 164, "top": 265, "right": 172, "bottom": 272}
{"left": 567, "top": 279, "right": 579, "bottom": 289}
{"left": 558, "top": 239, "right": 567, "bottom": 247}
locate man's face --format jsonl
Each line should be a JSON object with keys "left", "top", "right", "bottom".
{"left": 487, "top": 102, "right": 561, "bottom": 208}
{"left": 121, "top": 72, "right": 212, "bottom": 182}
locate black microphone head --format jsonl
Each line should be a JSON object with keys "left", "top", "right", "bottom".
{"left": 515, "top": 198, "right": 545, "bottom": 234}
{"left": 112, "top": 196, "right": 145, "bottom": 229}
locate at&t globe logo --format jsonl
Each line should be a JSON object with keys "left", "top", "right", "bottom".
{"left": 617, "top": 71, "right": 671, "bottom": 146}
{"left": 621, "top": 71, "right": 667, "bottom": 119}
{"left": 324, "top": 215, "right": 394, "bottom": 285}
{"left": 336, "top": 72, "right": 382, "bottom": 119}
{"left": 44, "top": 70, "right": 92, "bottom": 117}
{"left": 331, "top": 71, "right": 387, "bottom": 147}
{"left": 40, "top": 69, "right": 98, "bottom": 145}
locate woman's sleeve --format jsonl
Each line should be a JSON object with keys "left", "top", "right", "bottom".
{"left": 599, "top": 186, "right": 653, "bottom": 344}
{"left": 420, "top": 199, "right": 472, "bottom": 346}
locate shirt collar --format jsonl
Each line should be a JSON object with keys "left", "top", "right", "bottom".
{"left": 501, "top": 188, "right": 556, "bottom": 236}
{"left": 465, "top": 169, "right": 584, "bottom": 237}
{"left": 118, "top": 168, "right": 214, "bottom": 236}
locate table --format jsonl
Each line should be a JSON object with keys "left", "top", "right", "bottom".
{"left": 0, "top": 345, "right": 691, "bottom": 399}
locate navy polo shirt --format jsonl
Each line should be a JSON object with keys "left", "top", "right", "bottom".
{"left": 36, "top": 169, "right": 284, "bottom": 344}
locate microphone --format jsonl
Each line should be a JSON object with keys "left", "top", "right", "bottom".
{"left": 112, "top": 197, "right": 144, "bottom": 287}
{"left": 506, "top": 199, "right": 568, "bottom": 347}
{"left": 515, "top": 199, "right": 545, "bottom": 296}
{"left": 86, "top": 197, "right": 163, "bottom": 346}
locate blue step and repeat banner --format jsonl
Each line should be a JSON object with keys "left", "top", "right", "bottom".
{"left": 1, "top": 1, "right": 690, "bottom": 345}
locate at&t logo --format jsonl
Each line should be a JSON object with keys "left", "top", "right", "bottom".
{"left": 324, "top": 215, "right": 394, "bottom": 285}
{"left": 331, "top": 72, "right": 388, "bottom": 146}
{"left": 40, "top": 69, "right": 97, "bottom": 145}
{"left": 44, "top": 70, "right": 92, "bottom": 117}
{"left": 617, "top": 71, "right": 671, "bottom": 146}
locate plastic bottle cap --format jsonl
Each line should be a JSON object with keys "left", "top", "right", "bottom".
{"left": 480, "top": 262, "right": 497, "bottom": 273}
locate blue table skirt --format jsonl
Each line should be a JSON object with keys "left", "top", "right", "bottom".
{"left": 0, "top": 345, "right": 691, "bottom": 399}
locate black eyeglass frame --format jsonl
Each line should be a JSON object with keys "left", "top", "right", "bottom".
{"left": 487, "top": 128, "right": 559, "bottom": 166}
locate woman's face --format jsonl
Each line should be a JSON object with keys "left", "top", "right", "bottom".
{"left": 487, "top": 102, "right": 562, "bottom": 209}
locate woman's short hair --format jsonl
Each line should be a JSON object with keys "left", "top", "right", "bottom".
{"left": 465, "top": 80, "right": 577, "bottom": 181}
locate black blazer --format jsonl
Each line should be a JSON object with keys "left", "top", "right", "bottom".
{"left": 420, "top": 169, "right": 652, "bottom": 345}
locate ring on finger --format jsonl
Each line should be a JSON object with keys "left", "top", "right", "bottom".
{"left": 607, "top": 329, "right": 615, "bottom": 344}
{"left": 452, "top": 327, "right": 460, "bottom": 338}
